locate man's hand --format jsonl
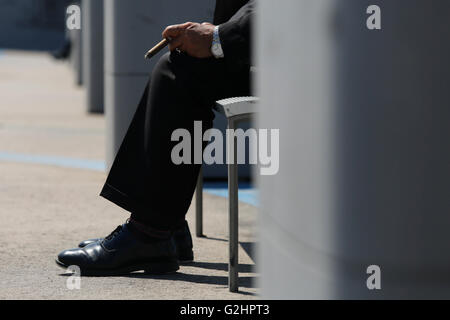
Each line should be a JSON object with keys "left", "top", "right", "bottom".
{"left": 162, "top": 22, "right": 215, "bottom": 58}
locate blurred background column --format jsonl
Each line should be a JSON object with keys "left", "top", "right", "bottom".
{"left": 82, "top": 0, "right": 104, "bottom": 113}
{"left": 257, "top": 0, "right": 450, "bottom": 299}
{"left": 68, "top": 1, "right": 82, "bottom": 86}
{"left": 104, "top": 0, "right": 214, "bottom": 169}
{"left": 0, "top": 0, "right": 71, "bottom": 51}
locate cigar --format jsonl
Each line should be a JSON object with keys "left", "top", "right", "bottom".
{"left": 144, "top": 38, "right": 170, "bottom": 59}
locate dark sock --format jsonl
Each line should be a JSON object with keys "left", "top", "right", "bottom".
{"left": 127, "top": 217, "right": 171, "bottom": 243}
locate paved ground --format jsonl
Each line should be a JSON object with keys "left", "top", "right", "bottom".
{"left": 0, "top": 50, "right": 258, "bottom": 299}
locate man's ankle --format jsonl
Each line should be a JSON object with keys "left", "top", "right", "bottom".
{"left": 128, "top": 217, "right": 171, "bottom": 243}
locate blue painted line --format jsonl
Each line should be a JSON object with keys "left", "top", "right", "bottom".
{"left": 0, "top": 151, "right": 258, "bottom": 206}
{"left": 0, "top": 151, "right": 105, "bottom": 172}
{"left": 205, "top": 187, "right": 259, "bottom": 207}
{"left": 204, "top": 181, "right": 254, "bottom": 189}
{"left": 204, "top": 182, "right": 259, "bottom": 207}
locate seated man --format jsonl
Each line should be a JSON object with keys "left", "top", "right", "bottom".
{"left": 56, "top": 0, "right": 254, "bottom": 275}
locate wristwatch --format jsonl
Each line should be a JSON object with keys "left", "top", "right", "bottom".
{"left": 211, "top": 26, "right": 224, "bottom": 59}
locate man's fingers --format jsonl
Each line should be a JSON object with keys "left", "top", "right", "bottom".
{"left": 168, "top": 36, "right": 184, "bottom": 51}
{"left": 162, "top": 22, "right": 193, "bottom": 39}
{"left": 162, "top": 25, "right": 180, "bottom": 39}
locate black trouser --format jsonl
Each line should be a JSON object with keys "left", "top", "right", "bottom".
{"left": 100, "top": 51, "right": 250, "bottom": 231}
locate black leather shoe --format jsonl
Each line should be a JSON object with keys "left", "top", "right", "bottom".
{"left": 78, "top": 220, "right": 194, "bottom": 263}
{"left": 56, "top": 223, "right": 179, "bottom": 276}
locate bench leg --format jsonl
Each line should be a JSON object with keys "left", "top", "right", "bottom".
{"left": 228, "top": 119, "right": 239, "bottom": 292}
{"left": 195, "top": 167, "right": 203, "bottom": 237}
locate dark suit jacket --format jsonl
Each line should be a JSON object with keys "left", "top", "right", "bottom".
{"left": 213, "top": 0, "right": 254, "bottom": 69}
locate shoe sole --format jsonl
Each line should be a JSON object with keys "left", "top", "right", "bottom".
{"left": 55, "top": 259, "right": 179, "bottom": 276}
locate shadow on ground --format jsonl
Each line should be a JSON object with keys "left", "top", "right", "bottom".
{"left": 203, "top": 237, "right": 256, "bottom": 263}
{"left": 59, "top": 260, "right": 258, "bottom": 295}
{"left": 124, "top": 272, "right": 258, "bottom": 295}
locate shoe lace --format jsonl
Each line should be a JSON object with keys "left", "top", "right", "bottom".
{"left": 104, "top": 225, "right": 124, "bottom": 242}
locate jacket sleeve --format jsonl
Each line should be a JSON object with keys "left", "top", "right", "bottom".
{"left": 218, "top": 0, "right": 255, "bottom": 68}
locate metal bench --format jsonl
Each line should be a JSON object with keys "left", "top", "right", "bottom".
{"left": 195, "top": 96, "right": 259, "bottom": 292}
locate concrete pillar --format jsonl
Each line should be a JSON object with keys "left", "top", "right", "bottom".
{"left": 68, "top": 1, "right": 82, "bottom": 86}
{"left": 69, "top": 26, "right": 82, "bottom": 86}
{"left": 82, "top": 0, "right": 104, "bottom": 113}
{"left": 257, "top": 0, "right": 450, "bottom": 299}
{"left": 104, "top": 0, "right": 214, "bottom": 169}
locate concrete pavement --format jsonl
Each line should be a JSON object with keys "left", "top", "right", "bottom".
{"left": 0, "top": 50, "right": 258, "bottom": 299}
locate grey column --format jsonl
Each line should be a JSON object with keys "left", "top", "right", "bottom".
{"left": 82, "top": 0, "right": 104, "bottom": 113}
{"left": 257, "top": 0, "right": 450, "bottom": 299}
{"left": 68, "top": 2, "right": 82, "bottom": 86}
{"left": 104, "top": 0, "right": 214, "bottom": 169}
{"left": 69, "top": 26, "right": 82, "bottom": 86}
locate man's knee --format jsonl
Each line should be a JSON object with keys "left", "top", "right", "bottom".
{"left": 151, "top": 51, "right": 200, "bottom": 95}
{"left": 151, "top": 52, "right": 172, "bottom": 81}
